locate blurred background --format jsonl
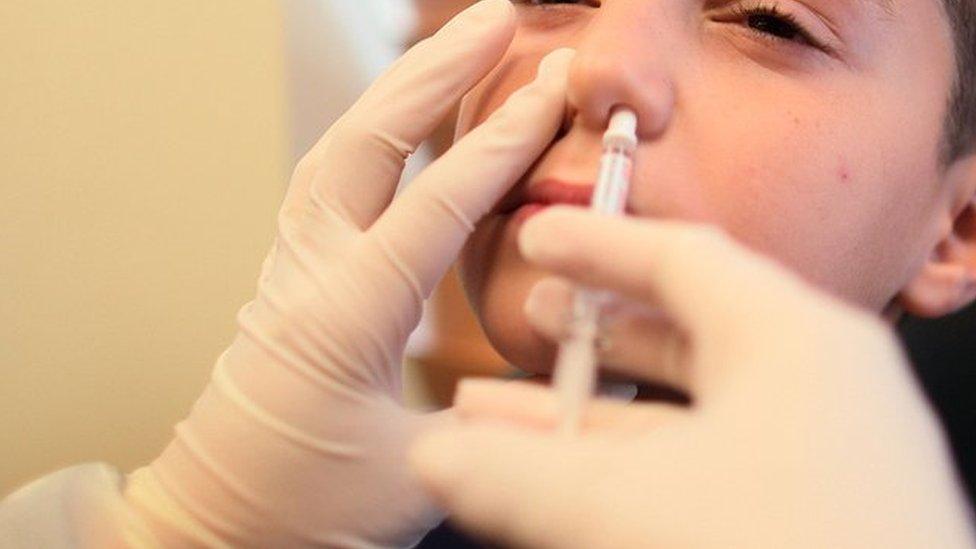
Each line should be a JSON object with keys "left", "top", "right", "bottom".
{"left": 0, "top": 0, "right": 972, "bottom": 516}
{"left": 0, "top": 0, "right": 491, "bottom": 495}
{"left": 0, "top": 1, "right": 289, "bottom": 493}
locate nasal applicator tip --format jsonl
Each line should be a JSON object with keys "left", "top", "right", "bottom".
{"left": 603, "top": 107, "right": 638, "bottom": 152}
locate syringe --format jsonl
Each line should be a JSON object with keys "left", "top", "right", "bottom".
{"left": 552, "top": 107, "right": 638, "bottom": 435}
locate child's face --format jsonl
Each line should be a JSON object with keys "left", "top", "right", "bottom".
{"left": 457, "top": 0, "right": 957, "bottom": 373}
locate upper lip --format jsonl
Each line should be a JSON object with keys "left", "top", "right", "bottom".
{"left": 499, "top": 179, "right": 596, "bottom": 215}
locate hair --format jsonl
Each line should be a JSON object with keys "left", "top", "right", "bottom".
{"left": 943, "top": 0, "right": 976, "bottom": 164}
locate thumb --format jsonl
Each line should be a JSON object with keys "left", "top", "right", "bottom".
{"left": 453, "top": 379, "right": 685, "bottom": 434}
{"left": 410, "top": 425, "right": 620, "bottom": 549}
{"left": 518, "top": 208, "right": 817, "bottom": 342}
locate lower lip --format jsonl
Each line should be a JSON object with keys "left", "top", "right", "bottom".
{"left": 512, "top": 203, "right": 550, "bottom": 224}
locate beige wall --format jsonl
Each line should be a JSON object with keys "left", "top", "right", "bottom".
{"left": 0, "top": 2, "right": 290, "bottom": 493}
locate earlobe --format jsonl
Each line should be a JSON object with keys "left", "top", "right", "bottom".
{"left": 899, "top": 162, "right": 976, "bottom": 318}
{"left": 899, "top": 261, "right": 976, "bottom": 318}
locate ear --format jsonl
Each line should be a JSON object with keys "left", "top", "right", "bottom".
{"left": 899, "top": 156, "right": 976, "bottom": 318}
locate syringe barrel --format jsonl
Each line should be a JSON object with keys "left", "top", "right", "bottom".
{"left": 592, "top": 149, "right": 634, "bottom": 215}
{"left": 553, "top": 106, "right": 638, "bottom": 436}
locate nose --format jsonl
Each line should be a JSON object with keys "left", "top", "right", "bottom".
{"left": 567, "top": 7, "right": 676, "bottom": 139}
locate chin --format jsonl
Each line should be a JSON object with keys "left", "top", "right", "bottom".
{"left": 459, "top": 213, "right": 557, "bottom": 375}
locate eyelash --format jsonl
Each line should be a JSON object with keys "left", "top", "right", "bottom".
{"left": 511, "top": 0, "right": 602, "bottom": 6}
{"left": 726, "top": 3, "right": 827, "bottom": 51}
{"left": 509, "top": 0, "right": 829, "bottom": 53}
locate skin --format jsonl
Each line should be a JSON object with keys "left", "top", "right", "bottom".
{"left": 406, "top": 0, "right": 510, "bottom": 408}
{"left": 414, "top": 0, "right": 478, "bottom": 38}
{"left": 456, "top": 0, "right": 976, "bottom": 374}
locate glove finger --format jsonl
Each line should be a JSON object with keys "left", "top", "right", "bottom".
{"left": 524, "top": 277, "right": 691, "bottom": 393}
{"left": 519, "top": 207, "right": 821, "bottom": 389}
{"left": 453, "top": 379, "right": 685, "bottom": 434}
{"left": 286, "top": 0, "right": 517, "bottom": 229}
{"left": 370, "top": 48, "right": 575, "bottom": 300}
{"left": 522, "top": 276, "right": 576, "bottom": 341}
{"left": 410, "top": 424, "right": 650, "bottom": 549}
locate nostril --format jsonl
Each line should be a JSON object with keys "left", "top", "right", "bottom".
{"left": 553, "top": 122, "right": 570, "bottom": 142}
{"left": 555, "top": 109, "right": 575, "bottom": 140}
{"left": 566, "top": 40, "right": 676, "bottom": 139}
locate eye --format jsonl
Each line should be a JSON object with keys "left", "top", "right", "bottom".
{"left": 510, "top": 0, "right": 601, "bottom": 7}
{"left": 745, "top": 10, "right": 802, "bottom": 40}
{"left": 723, "top": 3, "right": 829, "bottom": 51}
{"left": 510, "top": 0, "right": 601, "bottom": 27}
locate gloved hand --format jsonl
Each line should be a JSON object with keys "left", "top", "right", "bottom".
{"left": 411, "top": 207, "right": 976, "bottom": 549}
{"left": 120, "top": 1, "right": 576, "bottom": 546}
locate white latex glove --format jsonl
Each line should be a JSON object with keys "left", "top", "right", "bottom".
{"left": 119, "top": 2, "right": 576, "bottom": 546}
{"left": 411, "top": 207, "right": 976, "bottom": 549}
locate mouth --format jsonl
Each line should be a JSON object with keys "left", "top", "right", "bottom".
{"left": 500, "top": 179, "right": 597, "bottom": 224}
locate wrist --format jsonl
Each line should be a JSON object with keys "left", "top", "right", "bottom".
{"left": 141, "top": 334, "right": 444, "bottom": 547}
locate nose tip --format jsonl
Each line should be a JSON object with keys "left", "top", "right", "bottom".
{"left": 567, "top": 52, "right": 675, "bottom": 139}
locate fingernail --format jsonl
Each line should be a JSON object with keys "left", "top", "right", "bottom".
{"left": 523, "top": 285, "right": 546, "bottom": 319}
{"left": 518, "top": 218, "right": 547, "bottom": 261}
{"left": 519, "top": 211, "right": 570, "bottom": 262}
{"left": 524, "top": 295, "right": 574, "bottom": 341}
{"left": 536, "top": 47, "right": 577, "bottom": 81}
{"left": 524, "top": 280, "right": 570, "bottom": 320}
{"left": 448, "top": 0, "right": 513, "bottom": 29}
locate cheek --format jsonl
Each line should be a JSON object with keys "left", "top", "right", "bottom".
{"left": 648, "top": 72, "right": 922, "bottom": 308}
{"left": 458, "top": 215, "right": 556, "bottom": 373}
{"left": 457, "top": 55, "right": 540, "bottom": 139}
{"left": 697, "top": 84, "right": 930, "bottom": 309}
{"left": 457, "top": 25, "right": 580, "bottom": 138}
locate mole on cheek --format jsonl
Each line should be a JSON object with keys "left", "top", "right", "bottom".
{"left": 837, "top": 158, "right": 851, "bottom": 184}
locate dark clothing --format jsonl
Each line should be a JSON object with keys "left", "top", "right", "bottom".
{"left": 900, "top": 304, "right": 976, "bottom": 508}
{"left": 419, "top": 522, "right": 492, "bottom": 549}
